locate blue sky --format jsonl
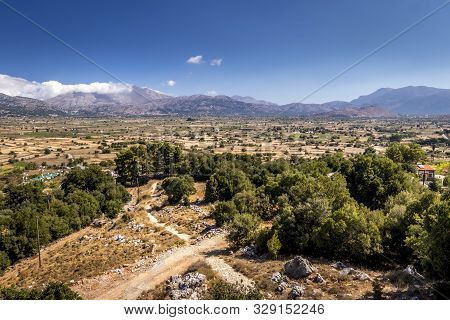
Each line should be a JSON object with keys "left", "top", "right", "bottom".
{"left": 0, "top": 0, "right": 449, "bottom": 103}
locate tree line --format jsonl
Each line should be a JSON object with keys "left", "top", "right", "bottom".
{"left": 116, "top": 141, "right": 449, "bottom": 281}
{"left": 0, "top": 165, "right": 130, "bottom": 272}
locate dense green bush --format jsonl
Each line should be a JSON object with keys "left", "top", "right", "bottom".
{"left": 205, "top": 280, "right": 263, "bottom": 300}
{"left": 226, "top": 213, "right": 260, "bottom": 249}
{"left": 267, "top": 231, "right": 282, "bottom": 258}
{"left": 405, "top": 194, "right": 449, "bottom": 280}
{"left": 0, "top": 251, "right": 10, "bottom": 272}
{"left": 212, "top": 200, "right": 239, "bottom": 226}
{"left": 162, "top": 175, "right": 196, "bottom": 204}
{"left": 0, "top": 282, "right": 81, "bottom": 300}
{"left": 345, "top": 154, "right": 408, "bottom": 210}
{"left": 205, "top": 167, "right": 253, "bottom": 202}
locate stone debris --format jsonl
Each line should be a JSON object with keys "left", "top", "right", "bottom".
{"left": 333, "top": 261, "right": 347, "bottom": 270}
{"left": 79, "top": 234, "right": 95, "bottom": 242}
{"left": 91, "top": 219, "right": 107, "bottom": 228}
{"left": 277, "top": 281, "right": 289, "bottom": 293}
{"left": 111, "top": 268, "right": 123, "bottom": 275}
{"left": 166, "top": 272, "right": 207, "bottom": 300}
{"left": 240, "top": 245, "right": 257, "bottom": 258}
{"left": 112, "top": 234, "right": 127, "bottom": 243}
{"left": 189, "top": 205, "right": 209, "bottom": 216}
{"left": 271, "top": 272, "right": 283, "bottom": 283}
{"left": 194, "top": 228, "right": 223, "bottom": 243}
{"left": 284, "top": 256, "right": 316, "bottom": 279}
{"left": 270, "top": 272, "right": 291, "bottom": 293}
{"left": 128, "top": 222, "right": 145, "bottom": 232}
{"left": 339, "top": 267, "right": 371, "bottom": 281}
{"left": 288, "top": 285, "right": 305, "bottom": 300}
{"left": 403, "top": 265, "right": 425, "bottom": 281}
{"left": 312, "top": 273, "right": 325, "bottom": 283}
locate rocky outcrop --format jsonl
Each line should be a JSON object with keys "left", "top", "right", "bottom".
{"left": 284, "top": 256, "right": 316, "bottom": 279}
{"left": 166, "top": 272, "right": 207, "bottom": 300}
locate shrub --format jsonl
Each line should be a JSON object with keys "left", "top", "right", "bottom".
{"left": 372, "top": 279, "right": 385, "bottom": 300}
{"left": 40, "top": 282, "right": 81, "bottom": 300}
{"left": 254, "top": 228, "right": 271, "bottom": 254}
{"left": 0, "top": 282, "right": 81, "bottom": 300}
{"left": 267, "top": 231, "right": 282, "bottom": 258}
{"left": 162, "top": 175, "right": 196, "bottom": 205}
{"left": 205, "top": 167, "right": 253, "bottom": 202}
{"left": 205, "top": 280, "right": 263, "bottom": 300}
{"left": 226, "top": 213, "right": 260, "bottom": 249}
{"left": 406, "top": 196, "right": 450, "bottom": 280}
{"left": 312, "top": 202, "right": 384, "bottom": 260}
{"left": 212, "top": 201, "right": 238, "bottom": 227}
{"left": 428, "top": 179, "right": 442, "bottom": 192}
{"left": 0, "top": 251, "right": 11, "bottom": 273}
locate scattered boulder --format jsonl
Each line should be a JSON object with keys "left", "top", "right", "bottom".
{"left": 339, "top": 267, "right": 371, "bottom": 281}
{"left": 167, "top": 272, "right": 207, "bottom": 300}
{"left": 277, "top": 281, "right": 289, "bottom": 293}
{"left": 333, "top": 261, "right": 347, "bottom": 270}
{"left": 404, "top": 265, "right": 425, "bottom": 281}
{"left": 112, "top": 234, "right": 127, "bottom": 243}
{"left": 128, "top": 222, "right": 145, "bottom": 232}
{"left": 288, "top": 285, "right": 305, "bottom": 300}
{"left": 312, "top": 273, "right": 325, "bottom": 283}
{"left": 240, "top": 245, "right": 257, "bottom": 258}
{"left": 386, "top": 265, "right": 426, "bottom": 286}
{"left": 111, "top": 268, "right": 123, "bottom": 275}
{"left": 271, "top": 272, "right": 283, "bottom": 283}
{"left": 284, "top": 256, "right": 316, "bottom": 279}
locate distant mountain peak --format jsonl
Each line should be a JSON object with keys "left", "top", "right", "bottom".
{"left": 231, "top": 95, "right": 278, "bottom": 106}
{"left": 351, "top": 86, "right": 450, "bottom": 115}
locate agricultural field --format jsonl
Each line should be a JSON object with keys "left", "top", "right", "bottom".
{"left": 0, "top": 116, "right": 449, "bottom": 301}
{"left": 1, "top": 117, "right": 448, "bottom": 169}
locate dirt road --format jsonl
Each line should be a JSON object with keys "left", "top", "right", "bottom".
{"left": 86, "top": 234, "right": 227, "bottom": 300}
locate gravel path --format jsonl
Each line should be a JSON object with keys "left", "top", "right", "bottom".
{"left": 206, "top": 256, "right": 255, "bottom": 288}
{"left": 91, "top": 234, "right": 227, "bottom": 300}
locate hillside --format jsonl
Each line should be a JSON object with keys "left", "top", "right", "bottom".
{"left": 0, "top": 93, "right": 64, "bottom": 116}
{"left": 351, "top": 86, "right": 450, "bottom": 115}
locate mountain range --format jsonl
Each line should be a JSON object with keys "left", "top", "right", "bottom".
{"left": 0, "top": 85, "right": 449, "bottom": 117}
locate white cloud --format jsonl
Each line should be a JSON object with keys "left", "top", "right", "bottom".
{"left": 210, "top": 58, "right": 223, "bottom": 66}
{"left": 166, "top": 80, "right": 176, "bottom": 87}
{"left": 206, "top": 90, "right": 218, "bottom": 96}
{"left": 186, "top": 55, "right": 203, "bottom": 64}
{"left": 0, "top": 74, "right": 132, "bottom": 100}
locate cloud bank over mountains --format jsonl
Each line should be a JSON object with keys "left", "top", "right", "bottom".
{"left": 0, "top": 74, "right": 131, "bottom": 100}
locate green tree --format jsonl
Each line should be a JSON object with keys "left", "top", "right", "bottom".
{"left": 162, "top": 175, "right": 196, "bottom": 205}
{"left": 405, "top": 195, "right": 449, "bottom": 280}
{"left": 267, "top": 231, "right": 282, "bottom": 258}
{"left": 226, "top": 213, "right": 260, "bottom": 249}
{"left": 386, "top": 143, "right": 426, "bottom": 171}
{"left": 212, "top": 200, "right": 238, "bottom": 226}
{"left": 312, "top": 202, "right": 384, "bottom": 260}
{"left": 65, "top": 189, "right": 100, "bottom": 226}
{"left": 205, "top": 167, "right": 253, "bottom": 202}
{"left": 346, "top": 154, "right": 408, "bottom": 210}
{"left": 0, "top": 251, "right": 10, "bottom": 272}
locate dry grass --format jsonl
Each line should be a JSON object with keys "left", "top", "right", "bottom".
{"left": 0, "top": 203, "right": 184, "bottom": 289}
{"left": 220, "top": 254, "right": 398, "bottom": 300}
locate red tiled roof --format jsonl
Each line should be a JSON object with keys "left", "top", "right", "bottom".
{"left": 416, "top": 164, "right": 435, "bottom": 171}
